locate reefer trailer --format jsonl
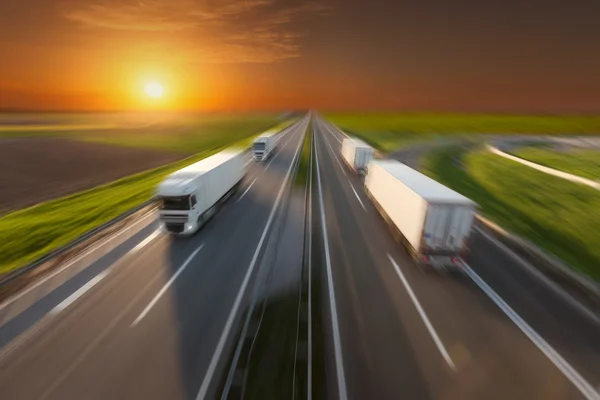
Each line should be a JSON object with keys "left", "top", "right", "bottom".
{"left": 157, "top": 150, "right": 245, "bottom": 235}
{"left": 341, "top": 137, "right": 375, "bottom": 174}
{"left": 365, "top": 160, "right": 477, "bottom": 270}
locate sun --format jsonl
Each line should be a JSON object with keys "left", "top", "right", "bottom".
{"left": 144, "top": 82, "right": 164, "bottom": 98}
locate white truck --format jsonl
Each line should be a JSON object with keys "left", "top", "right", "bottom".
{"left": 341, "top": 137, "right": 375, "bottom": 174}
{"left": 365, "top": 160, "right": 477, "bottom": 270}
{"left": 156, "top": 150, "right": 245, "bottom": 235}
{"left": 252, "top": 131, "right": 277, "bottom": 161}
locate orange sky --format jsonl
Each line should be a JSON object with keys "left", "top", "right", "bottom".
{"left": 1, "top": 0, "right": 600, "bottom": 112}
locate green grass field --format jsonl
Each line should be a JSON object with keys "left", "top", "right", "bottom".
{"left": 0, "top": 118, "right": 295, "bottom": 274}
{"left": 327, "top": 113, "right": 600, "bottom": 152}
{"left": 423, "top": 147, "right": 600, "bottom": 280}
{"left": 0, "top": 112, "right": 283, "bottom": 154}
{"left": 512, "top": 147, "right": 600, "bottom": 180}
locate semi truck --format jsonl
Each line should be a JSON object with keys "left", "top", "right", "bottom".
{"left": 341, "top": 137, "right": 375, "bottom": 174}
{"left": 156, "top": 150, "right": 245, "bottom": 235}
{"left": 252, "top": 131, "right": 277, "bottom": 161}
{"left": 365, "top": 160, "right": 477, "bottom": 270}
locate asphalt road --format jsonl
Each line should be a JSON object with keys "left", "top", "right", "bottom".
{"left": 312, "top": 116, "right": 599, "bottom": 400}
{"left": 0, "top": 116, "right": 309, "bottom": 400}
{"left": 1, "top": 113, "right": 600, "bottom": 400}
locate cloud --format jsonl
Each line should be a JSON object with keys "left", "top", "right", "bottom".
{"left": 61, "top": 0, "right": 332, "bottom": 63}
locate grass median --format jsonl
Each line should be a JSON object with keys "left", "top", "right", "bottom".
{"left": 512, "top": 147, "right": 600, "bottom": 180}
{"left": 0, "top": 119, "right": 296, "bottom": 274}
{"left": 422, "top": 147, "right": 600, "bottom": 280}
{"left": 294, "top": 121, "right": 312, "bottom": 187}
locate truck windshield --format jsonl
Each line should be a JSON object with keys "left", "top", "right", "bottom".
{"left": 253, "top": 142, "right": 266, "bottom": 151}
{"left": 159, "top": 195, "right": 191, "bottom": 210}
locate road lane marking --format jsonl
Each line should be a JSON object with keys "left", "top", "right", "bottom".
{"left": 195, "top": 118, "right": 308, "bottom": 400}
{"left": 131, "top": 244, "right": 204, "bottom": 327}
{"left": 475, "top": 226, "right": 600, "bottom": 325}
{"left": 132, "top": 230, "right": 161, "bottom": 253}
{"left": 314, "top": 124, "right": 348, "bottom": 400}
{"left": 0, "top": 211, "right": 156, "bottom": 312}
{"left": 49, "top": 271, "right": 109, "bottom": 316}
{"left": 38, "top": 264, "right": 172, "bottom": 400}
{"left": 307, "top": 126, "right": 313, "bottom": 400}
{"left": 461, "top": 260, "right": 600, "bottom": 400}
{"left": 387, "top": 255, "right": 456, "bottom": 371}
{"left": 236, "top": 178, "right": 257, "bottom": 203}
{"left": 321, "top": 120, "right": 343, "bottom": 143}
{"left": 349, "top": 183, "right": 366, "bottom": 210}
{"left": 325, "top": 139, "right": 347, "bottom": 176}
{"left": 265, "top": 123, "right": 301, "bottom": 171}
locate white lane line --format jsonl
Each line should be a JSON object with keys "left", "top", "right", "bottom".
{"left": 0, "top": 211, "right": 156, "bottom": 311}
{"left": 314, "top": 125, "right": 348, "bottom": 400}
{"left": 131, "top": 244, "right": 204, "bottom": 327}
{"left": 236, "top": 178, "right": 257, "bottom": 203}
{"left": 244, "top": 159, "right": 252, "bottom": 168}
{"left": 266, "top": 123, "right": 302, "bottom": 171}
{"left": 195, "top": 119, "right": 307, "bottom": 400}
{"left": 475, "top": 226, "right": 600, "bottom": 325}
{"left": 322, "top": 120, "right": 343, "bottom": 143}
{"left": 132, "top": 230, "right": 161, "bottom": 253}
{"left": 38, "top": 262, "right": 174, "bottom": 400}
{"left": 387, "top": 255, "right": 456, "bottom": 371}
{"left": 49, "top": 270, "right": 110, "bottom": 316}
{"left": 325, "top": 139, "right": 347, "bottom": 176}
{"left": 307, "top": 128, "right": 313, "bottom": 400}
{"left": 461, "top": 261, "right": 600, "bottom": 400}
{"left": 349, "top": 183, "right": 366, "bottom": 210}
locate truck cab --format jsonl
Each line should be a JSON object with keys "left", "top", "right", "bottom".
{"left": 252, "top": 138, "right": 269, "bottom": 161}
{"left": 157, "top": 177, "right": 202, "bottom": 235}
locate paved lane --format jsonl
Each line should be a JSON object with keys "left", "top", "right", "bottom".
{"left": 313, "top": 116, "right": 588, "bottom": 399}
{"left": 0, "top": 117, "right": 309, "bottom": 400}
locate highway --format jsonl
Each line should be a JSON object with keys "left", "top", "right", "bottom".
{"left": 0, "top": 116, "right": 309, "bottom": 400}
{"left": 0, "top": 113, "right": 599, "bottom": 400}
{"left": 312, "top": 116, "right": 600, "bottom": 400}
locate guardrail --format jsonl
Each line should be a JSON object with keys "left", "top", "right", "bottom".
{"left": 0, "top": 200, "right": 157, "bottom": 293}
{"left": 0, "top": 122, "right": 297, "bottom": 299}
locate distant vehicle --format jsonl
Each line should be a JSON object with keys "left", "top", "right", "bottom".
{"left": 341, "top": 137, "right": 375, "bottom": 174}
{"left": 365, "top": 160, "right": 477, "bottom": 271}
{"left": 252, "top": 131, "right": 277, "bottom": 161}
{"left": 156, "top": 150, "right": 245, "bottom": 235}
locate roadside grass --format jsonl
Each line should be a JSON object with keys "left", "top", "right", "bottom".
{"left": 422, "top": 147, "right": 600, "bottom": 280}
{"left": 79, "top": 115, "right": 282, "bottom": 153}
{"left": 327, "top": 113, "right": 600, "bottom": 152}
{"left": 0, "top": 113, "right": 282, "bottom": 155}
{"left": 512, "top": 147, "right": 600, "bottom": 180}
{"left": 0, "top": 119, "right": 295, "bottom": 274}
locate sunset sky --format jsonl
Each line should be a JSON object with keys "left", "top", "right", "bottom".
{"left": 1, "top": 0, "right": 599, "bottom": 112}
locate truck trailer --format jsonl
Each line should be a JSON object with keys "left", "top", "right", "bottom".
{"left": 365, "top": 159, "right": 477, "bottom": 270}
{"left": 252, "top": 131, "right": 277, "bottom": 161}
{"left": 156, "top": 150, "right": 245, "bottom": 235}
{"left": 341, "top": 137, "right": 375, "bottom": 174}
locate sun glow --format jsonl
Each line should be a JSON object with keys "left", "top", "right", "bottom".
{"left": 144, "top": 82, "right": 164, "bottom": 98}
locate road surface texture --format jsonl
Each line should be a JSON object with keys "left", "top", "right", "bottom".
{"left": 0, "top": 117, "right": 309, "bottom": 400}
{"left": 313, "top": 116, "right": 599, "bottom": 400}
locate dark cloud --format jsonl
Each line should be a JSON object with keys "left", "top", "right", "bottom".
{"left": 61, "top": 0, "right": 332, "bottom": 63}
